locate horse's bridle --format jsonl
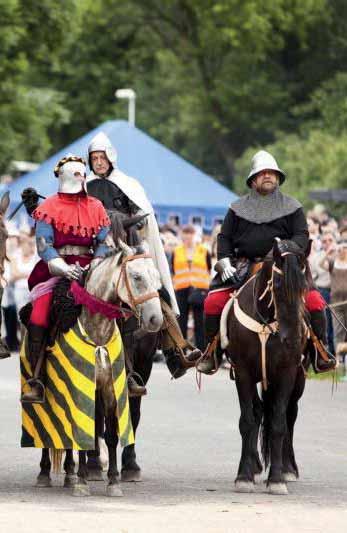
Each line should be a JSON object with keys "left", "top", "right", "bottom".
{"left": 115, "top": 252, "right": 159, "bottom": 314}
{"left": 254, "top": 251, "right": 305, "bottom": 329}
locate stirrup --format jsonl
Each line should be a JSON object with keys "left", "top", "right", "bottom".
{"left": 127, "top": 372, "right": 147, "bottom": 398}
{"left": 20, "top": 378, "right": 46, "bottom": 404}
{"left": 197, "top": 336, "right": 220, "bottom": 375}
{"left": 176, "top": 347, "right": 201, "bottom": 369}
{"left": 312, "top": 342, "right": 336, "bottom": 374}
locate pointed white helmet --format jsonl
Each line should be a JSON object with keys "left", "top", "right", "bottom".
{"left": 87, "top": 131, "right": 117, "bottom": 166}
{"left": 247, "top": 150, "right": 285, "bottom": 187}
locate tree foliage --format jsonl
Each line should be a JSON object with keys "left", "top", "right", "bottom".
{"left": 1, "top": 0, "right": 347, "bottom": 213}
{"left": 0, "top": 0, "right": 75, "bottom": 170}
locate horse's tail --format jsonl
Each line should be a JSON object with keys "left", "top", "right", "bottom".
{"left": 260, "top": 385, "right": 272, "bottom": 470}
{"left": 50, "top": 449, "right": 64, "bottom": 473}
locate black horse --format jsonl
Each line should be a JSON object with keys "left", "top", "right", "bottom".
{"left": 111, "top": 211, "right": 161, "bottom": 482}
{"left": 225, "top": 238, "right": 309, "bottom": 495}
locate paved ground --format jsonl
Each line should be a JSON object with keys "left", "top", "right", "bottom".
{"left": 0, "top": 354, "right": 346, "bottom": 532}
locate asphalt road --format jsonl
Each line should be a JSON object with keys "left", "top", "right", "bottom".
{"left": 0, "top": 354, "right": 346, "bottom": 532}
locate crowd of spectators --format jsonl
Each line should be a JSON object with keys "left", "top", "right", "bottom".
{"left": 307, "top": 204, "right": 347, "bottom": 361}
{"left": 2, "top": 203, "right": 347, "bottom": 361}
{"left": 1, "top": 222, "right": 38, "bottom": 351}
{"left": 159, "top": 221, "right": 219, "bottom": 350}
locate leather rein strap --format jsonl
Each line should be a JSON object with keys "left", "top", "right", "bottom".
{"left": 233, "top": 251, "right": 306, "bottom": 390}
{"left": 116, "top": 253, "right": 159, "bottom": 310}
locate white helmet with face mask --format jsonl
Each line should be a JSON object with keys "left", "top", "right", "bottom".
{"left": 54, "top": 155, "right": 87, "bottom": 194}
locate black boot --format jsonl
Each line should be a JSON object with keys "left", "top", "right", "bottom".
{"left": 164, "top": 348, "right": 187, "bottom": 379}
{"left": 124, "top": 349, "right": 147, "bottom": 397}
{"left": 309, "top": 310, "right": 336, "bottom": 373}
{"left": 197, "top": 315, "right": 222, "bottom": 375}
{"left": 21, "top": 324, "right": 47, "bottom": 403}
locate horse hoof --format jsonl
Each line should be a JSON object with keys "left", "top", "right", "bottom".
{"left": 234, "top": 480, "right": 255, "bottom": 493}
{"left": 254, "top": 474, "right": 262, "bottom": 485}
{"left": 106, "top": 483, "right": 123, "bottom": 497}
{"left": 36, "top": 475, "right": 52, "bottom": 488}
{"left": 268, "top": 482, "right": 288, "bottom": 495}
{"left": 121, "top": 469, "right": 142, "bottom": 482}
{"left": 64, "top": 474, "right": 77, "bottom": 488}
{"left": 72, "top": 483, "right": 91, "bottom": 497}
{"left": 283, "top": 472, "right": 297, "bottom": 483}
{"left": 87, "top": 469, "right": 104, "bottom": 482}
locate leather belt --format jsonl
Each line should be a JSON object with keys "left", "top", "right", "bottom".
{"left": 56, "top": 245, "right": 92, "bottom": 256}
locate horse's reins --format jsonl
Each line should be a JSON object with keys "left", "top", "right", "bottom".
{"left": 243, "top": 251, "right": 306, "bottom": 390}
{"left": 253, "top": 261, "right": 278, "bottom": 335}
{"left": 115, "top": 253, "right": 159, "bottom": 318}
{"left": 255, "top": 251, "right": 305, "bottom": 321}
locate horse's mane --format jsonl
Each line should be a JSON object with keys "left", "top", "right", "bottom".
{"left": 108, "top": 210, "right": 141, "bottom": 248}
{"left": 257, "top": 240, "right": 307, "bottom": 305}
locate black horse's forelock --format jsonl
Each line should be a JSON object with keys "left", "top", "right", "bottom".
{"left": 281, "top": 252, "right": 307, "bottom": 305}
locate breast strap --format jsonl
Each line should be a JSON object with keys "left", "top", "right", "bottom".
{"left": 233, "top": 296, "right": 278, "bottom": 391}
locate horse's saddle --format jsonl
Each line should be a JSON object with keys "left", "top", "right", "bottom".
{"left": 210, "top": 257, "right": 263, "bottom": 291}
{"left": 19, "top": 278, "right": 82, "bottom": 344}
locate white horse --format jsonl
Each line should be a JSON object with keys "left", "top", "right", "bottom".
{"left": 24, "top": 239, "right": 163, "bottom": 497}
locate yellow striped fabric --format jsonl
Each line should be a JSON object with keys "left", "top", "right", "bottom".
{"left": 20, "top": 321, "right": 134, "bottom": 450}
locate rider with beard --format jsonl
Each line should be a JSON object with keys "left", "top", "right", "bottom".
{"left": 197, "top": 150, "right": 336, "bottom": 375}
{"left": 20, "top": 156, "right": 111, "bottom": 403}
{"left": 86, "top": 132, "right": 201, "bottom": 396}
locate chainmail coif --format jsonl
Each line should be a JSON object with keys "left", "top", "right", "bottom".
{"left": 230, "top": 187, "right": 301, "bottom": 224}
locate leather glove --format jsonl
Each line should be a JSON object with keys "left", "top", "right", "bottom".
{"left": 48, "top": 258, "right": 83, "bottom": 281}
{"left": 214, "top": 257, "right": 241, "bottom": 284}
{"left": 274, "top": 237, "right": 292, "bottom": 256}
{"left": 21, "top": 187, "right": 39, "bottom": 214}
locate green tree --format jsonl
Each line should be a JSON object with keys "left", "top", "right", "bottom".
{"left": 234, "top": 64, "right": 347, "bottom": 213}
{"left": 0, "top": 0, "right": 75, "bottom": 172}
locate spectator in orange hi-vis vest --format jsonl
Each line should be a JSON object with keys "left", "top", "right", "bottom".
{"left": 171, "top": 225, "right": 212, "bottom": 350}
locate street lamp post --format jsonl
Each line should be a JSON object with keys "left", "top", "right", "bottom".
{"left": 115, "top": 88, "right": 136, "bottom": 126}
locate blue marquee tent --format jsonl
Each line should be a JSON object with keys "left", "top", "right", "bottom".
{"left": 8, "top": 120, "right": 237, "bottom": 229}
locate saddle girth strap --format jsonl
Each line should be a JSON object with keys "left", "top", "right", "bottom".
{"left": 233, "top": 296, "right": 278, "bottom": 390}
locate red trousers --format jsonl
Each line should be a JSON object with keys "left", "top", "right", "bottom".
{"left": 30, "top": 293, "right": 53, "bottom": 328}
{"left": 204, "top": 287, "right": 325, "bottom": 317}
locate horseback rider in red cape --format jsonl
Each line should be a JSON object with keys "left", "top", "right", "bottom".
{"left": 20, "top": 155, "right": 111, "bottom": 403}
{"left": 198, "top": 150, "right": 336, "bottom": 375}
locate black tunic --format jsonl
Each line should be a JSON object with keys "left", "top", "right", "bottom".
{"left": 87, "top": 178, "right": 139, "bottom": 215}
{"left": 217, "top": 207, "right": 309, "bottom": 261}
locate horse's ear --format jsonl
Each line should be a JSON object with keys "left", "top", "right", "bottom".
{"left": 122, "top": 213, "right": 149, "bottom": 230}
{"left": 118, "top": 239, "right": 133, "bottom": 256}
{"left": 0, "top": 192, "right": 10, "bottom": 216}
{"left": 273, "top": 237, "right": 281, "bottom": 258}
{"left": 105, "top": 231, "right": 116, "bottom": 249}
{"left": 305, "top": 239, "right": 313, "bottom": 258}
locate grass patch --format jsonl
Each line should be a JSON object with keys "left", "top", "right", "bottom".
{"left": 307, "top": 365, "right": 347, "bottom": 382}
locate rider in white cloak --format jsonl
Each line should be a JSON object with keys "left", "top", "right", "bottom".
{"left": 86, "top": 132, "right": 201, "bottom": 385}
